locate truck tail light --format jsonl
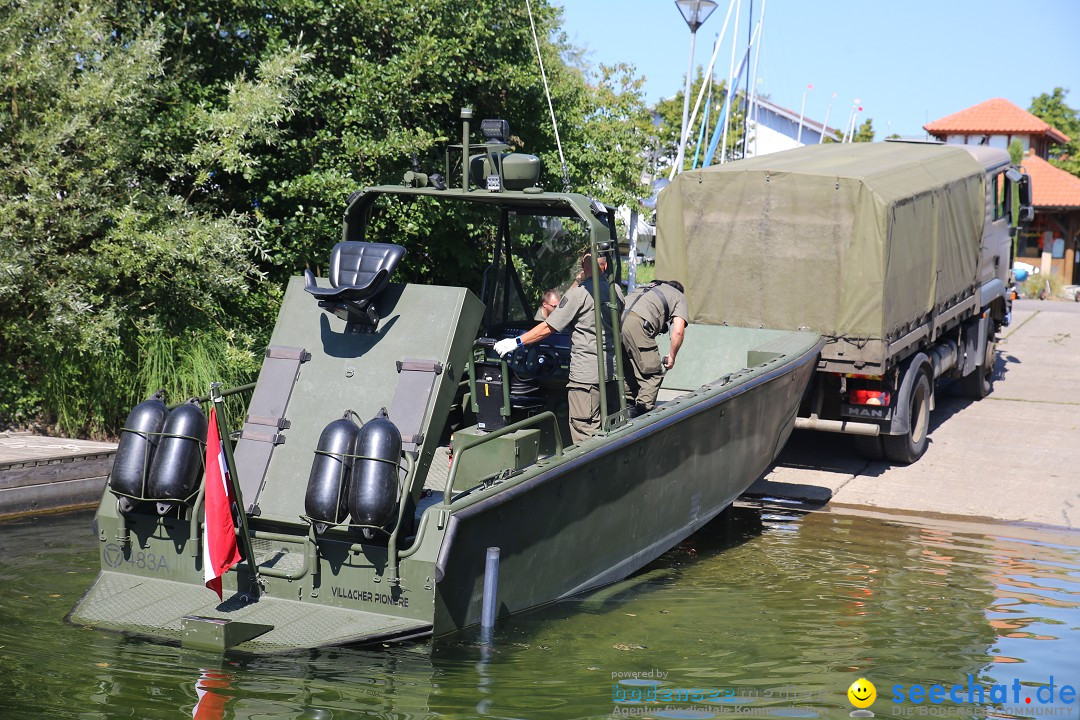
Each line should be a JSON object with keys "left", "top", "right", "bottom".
{"left": 850, "top": 390, "right": 890, "bottom": 406}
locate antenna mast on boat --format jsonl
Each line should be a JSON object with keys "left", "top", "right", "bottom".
{"left": 526, "top": 0, "right": 571, "bottom": 192}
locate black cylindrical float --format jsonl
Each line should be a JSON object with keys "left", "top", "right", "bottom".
{"left": 109, "top": 391, "right": 169, "bottom": 505}
{"left": 147, "top": 400, "right": 208, "bottom": 514}
{"left": 348, "top": 417, "right": 402, "bottom": 529}
{"left": 305, "top": 417, "right": 361, "bottom": 532}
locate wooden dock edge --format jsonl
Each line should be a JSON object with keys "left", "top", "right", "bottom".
{"left": 0, "top": 453, "right": 113, "bottom": 519}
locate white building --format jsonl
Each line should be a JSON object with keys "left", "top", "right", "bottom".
{"left": 743, "top": 96, "right": 842, "bottom": 158}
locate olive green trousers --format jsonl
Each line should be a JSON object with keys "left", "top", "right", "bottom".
{"left": 566, "top": 380, "right": 619, "bottom": 445}
{"left": 621, "top": 313, "right": 663, "bottom": 412}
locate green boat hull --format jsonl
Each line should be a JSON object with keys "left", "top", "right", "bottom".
{"left": 70, "top": 278, "right": 819, "bottom": 652}
{"left": 433, "top": 330, "right": 821, "bottom": 633}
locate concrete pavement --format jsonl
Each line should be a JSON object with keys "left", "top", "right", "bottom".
{"left": 748, "top": 299, "right": 1080, "bottom": 529}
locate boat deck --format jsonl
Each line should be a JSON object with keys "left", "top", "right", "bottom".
{"left": 424, "top": 446, "right": 452, "bottom": 492}
{"left": 72, "top": 571, "right": 431, "bottom": 652}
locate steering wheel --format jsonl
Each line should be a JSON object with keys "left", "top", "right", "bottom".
{"left": 507, "top": 345, "right": 558, "bottom": 380}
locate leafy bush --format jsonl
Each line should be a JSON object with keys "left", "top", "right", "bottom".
{"left": 0, "top": 0, "right": 652, "bottom": 437}
{"left": 1021, "top": 272, "right": 1068, "bottom": 300}
{"left": 0, "top": 2, "right": 303, "bottom": 436}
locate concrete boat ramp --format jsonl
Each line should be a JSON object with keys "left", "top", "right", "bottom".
{"left": 749, "top": 300, "right": 1080, "bottom": 531}
{"left": 3, "top": 300, "right": 1078, "bottom": 530}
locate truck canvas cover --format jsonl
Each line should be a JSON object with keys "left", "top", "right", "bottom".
{"left": 655, "top": 143, "right": 985, "bottom": 359}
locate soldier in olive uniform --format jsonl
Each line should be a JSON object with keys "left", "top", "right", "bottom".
{"left": 495, "top": 253, "right": 618, "bottom": 444}
{"left": 621, "top": 280, "right": 689, "bottom": 416}
{"left": 534, "top": 288, "right": 561, "bottom": 321}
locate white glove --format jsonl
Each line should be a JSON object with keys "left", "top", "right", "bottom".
{"left": 493, "top": 337, "right": 520, "bottom": 357}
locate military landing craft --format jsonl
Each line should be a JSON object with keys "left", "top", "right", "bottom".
{"left": 71, "top": 111, "right": 823, "bottom": 652}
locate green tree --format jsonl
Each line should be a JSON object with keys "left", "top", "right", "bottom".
{"left": 1009, "top": 138, "right": 1025, "bottom": 166}
{"left": 0, "top": 0, "right": 652, "bottom": 436}
{"left": 0, "top": 1, "right": 306, "bottom": 434}
{"left": 854, "top": 118, "right": 875, "bottom": 143}
{"left": 1029, "top": 87, "right": 1080, "bottom": 176}
{"left": 138, "top": 0, "right": 651, "bottom": 280}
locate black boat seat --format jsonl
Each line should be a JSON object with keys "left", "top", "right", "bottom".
{"left": 304, "top": 241, "right": 405, "bottom": 304}
{"left": 305, "top": 242, "right": 406, "bottom": 329}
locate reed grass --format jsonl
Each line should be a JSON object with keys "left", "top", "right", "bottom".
{"left": 136, "top": 330, "right": 256, "bottom": 431}
{"left": 39, "top": 339, "right": 138, "bottom": 439}
{"left": 37, "top": 328, "right": 257, "bottom": 440}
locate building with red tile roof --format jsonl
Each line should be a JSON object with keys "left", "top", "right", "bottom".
{"left": 924, "top": 98, "right": 1069, "bottom": 157}
{"left": 1021, "top": 154, "right": 1080, "bottom": 209}
{"left": 926, "top": 99, "right": 1080, "bottom": 286}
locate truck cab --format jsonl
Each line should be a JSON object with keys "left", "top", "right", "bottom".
{"left": 963, "top": 144, "right": 1032, "bottom": 323}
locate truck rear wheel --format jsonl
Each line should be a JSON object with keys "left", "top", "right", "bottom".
{"left": 883, "top": 372, "right": 930, "bottom": 464}
{"left": 960, "top": 323, "right": 996, "bottom": 399}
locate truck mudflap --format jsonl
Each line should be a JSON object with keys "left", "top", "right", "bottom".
{"left": 841, "top": 403, "right": 892, "bottom": 422}
{"left": 960, "top": 314, "right": 989, "bottom": 377}
{"left": 887, "top": 352, "right": 931, "bottom": 437}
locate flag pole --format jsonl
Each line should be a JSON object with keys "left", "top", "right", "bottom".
{"left": 210, "top": 382, "right": 260, "bottom": 592}
{"left": 797, "top": 83, "right": 812, "bottom": 145}
{"left": 820, "top": 92, "right": 837, "bottom": 143}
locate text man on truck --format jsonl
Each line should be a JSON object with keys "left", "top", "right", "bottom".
{"left": 655, "top": 140, "right": 1032, "bottom": 464}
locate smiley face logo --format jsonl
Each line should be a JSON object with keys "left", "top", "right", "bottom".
{"left": 848, "top": 678, "right": 876, "bottom": 709}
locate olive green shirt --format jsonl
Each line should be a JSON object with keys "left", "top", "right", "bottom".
{"left": 623, "top": 283, "right": 689, "bottom": 333}
{"left": 544, "top": 277, "right": 616, "bottom": 384}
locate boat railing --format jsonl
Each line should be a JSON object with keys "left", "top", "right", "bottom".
{"left": 248, "top": 529, "right": 313, "bottom": 581}
{"left": 176, "top": 382, "right": 257, "bottom": 408}
{"left": 396, "top": 412, "right": 564, "bottom": 566}
{"left": 442, "top": 411, "right": 563, "bottom": 506}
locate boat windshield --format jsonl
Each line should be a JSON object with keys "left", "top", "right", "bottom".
{"left": 350, "top": 190, "right": 599, "bottom": 330}
{"left": 485, "top": 211, "right": 590, "bottom": 327}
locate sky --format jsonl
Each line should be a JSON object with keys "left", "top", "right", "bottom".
{"left": 555, "top": 0, "right": 1080, "bottom": 139}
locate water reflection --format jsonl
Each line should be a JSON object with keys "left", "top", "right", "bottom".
{"left": 193, "top": 668, "right": 233, "bottom": 719}
{"left": 1, "top": 508, "right": 1078, "bottom": 719}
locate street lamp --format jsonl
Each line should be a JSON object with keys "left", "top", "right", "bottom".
{"left": 675, "top": 0, "right": 718, "bottom": 165}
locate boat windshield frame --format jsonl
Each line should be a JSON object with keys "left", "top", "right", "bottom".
{"left": 343, "top": 185, "right": 628, "bottom": 434}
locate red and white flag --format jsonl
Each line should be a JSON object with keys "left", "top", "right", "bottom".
{"left": 202, "top": 406, "right": 241, "bottom": 599}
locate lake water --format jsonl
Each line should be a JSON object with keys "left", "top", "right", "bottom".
{"left": 1, "top": 506, "right": 1077, "bottom": 719}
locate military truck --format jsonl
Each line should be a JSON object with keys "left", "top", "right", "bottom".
{"left": 656, "top": 141, "right": 1033, "bottom": 463}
